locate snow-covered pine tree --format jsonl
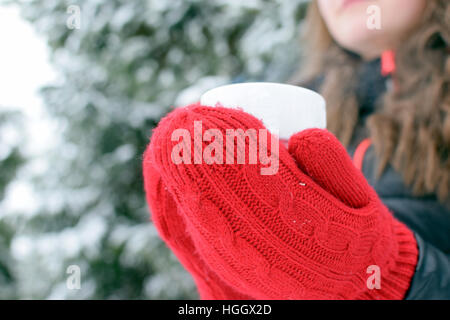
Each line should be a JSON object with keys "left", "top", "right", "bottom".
{"left": 6, "top": 0, "right": 308, "bottom": 299}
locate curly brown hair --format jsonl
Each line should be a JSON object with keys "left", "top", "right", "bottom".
{"left": 292, "top": 0, "right": 450, "bottom": 202}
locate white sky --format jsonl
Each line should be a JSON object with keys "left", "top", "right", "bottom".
{"left": 0, "top": 5, "right": 59, "bottom": 214}
{"left": 0, "top": 5, "right": 57, "bottom": 113}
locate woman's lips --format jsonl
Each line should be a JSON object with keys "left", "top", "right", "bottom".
{"left": 341, "top": 0, "right": 368, "bottom": 9}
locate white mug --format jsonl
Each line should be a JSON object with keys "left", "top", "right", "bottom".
{"left": 200, "top": 82, "right": 326, "bottom": 141}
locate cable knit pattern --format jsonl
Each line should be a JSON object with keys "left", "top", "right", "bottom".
{"left": 143, "top": 103, "right": 418, "bottom": 300}
{"left": 144, "top": 160, "right": 252, "bottom": 299}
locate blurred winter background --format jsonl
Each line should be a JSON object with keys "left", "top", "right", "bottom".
{"left": 0, "top": 0, "right": 308, "bottom": 299}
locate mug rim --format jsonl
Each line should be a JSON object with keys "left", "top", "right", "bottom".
{"left": 201, "top": 82, "right": 325, "bottom": 108}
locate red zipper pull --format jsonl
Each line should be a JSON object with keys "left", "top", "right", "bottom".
{"left": 381, "top": 50, "right": 396, "bottom": 76}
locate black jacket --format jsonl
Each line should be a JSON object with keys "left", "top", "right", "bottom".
{"left": 335, "top": 59, "right": 450, "bottom": 299}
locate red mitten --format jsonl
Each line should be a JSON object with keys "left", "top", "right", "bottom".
{"left": 144, "top": 142, "right": 252, "bottom": 299}
{"left": 144, "top": 103, "right": 418, "bottom": 299}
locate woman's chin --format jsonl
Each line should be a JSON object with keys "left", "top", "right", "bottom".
{"left": 336, "top": 36, "right": 384, "bottom": 60}
{"left": 333, "top": 22, "right": 386, "bottom": 58}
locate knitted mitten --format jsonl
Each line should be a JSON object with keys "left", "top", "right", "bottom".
{"left": 144, "top": 103, "right": 418, "bottom": 299}
{"left": 144, "top": 154, "right": 252, "bottom": 299}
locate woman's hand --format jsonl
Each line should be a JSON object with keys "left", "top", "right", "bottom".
{"left": 144, "top": 103, "right": 418, "bottom": 299}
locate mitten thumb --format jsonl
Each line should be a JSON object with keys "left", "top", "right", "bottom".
{"left": 288, "top": 128, "right": 371, "bottom": 208}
